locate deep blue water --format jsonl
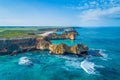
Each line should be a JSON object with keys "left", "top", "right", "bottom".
{"left": 0, "top": 27, "right": 120, "bottom": 80}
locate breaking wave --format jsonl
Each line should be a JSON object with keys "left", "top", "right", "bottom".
{"left": 80, "top": 60, "right": 104, "bottom": 74}
{"left": 88, "top": 48, "right": 109, "bottom": 61}
{"left": 55, "top": 52, "right": 105, "bottom": 74}
{"left": 80, "top": 60, "right": 96, "bottom": 74}
{"left": 98, "top": 49, "right": 110, "bottom": 61}
{"left": 18, "top": 57, "right": 33, "bottom": 66}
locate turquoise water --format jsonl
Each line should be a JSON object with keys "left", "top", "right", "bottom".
{"left": 0, "top": 27, "right": 120, "bottom": 80}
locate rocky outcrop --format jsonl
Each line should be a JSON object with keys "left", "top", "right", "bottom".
{"left": 0, "top": 28, "right": 90, "bottom": 57}
{"left": 49, "top": 44, "right": 66, "bottom": 54}
{"left": 0, "top": 27, "right": 105, "bottom": 58}
{"left": 62, "top": 31, "right": 78, "bottom": 40}
{"left": 44, "top": 31, "right": 78, "bottom": 40}
{"left": 88, "top": 50, "right": 103, "bottom": 57}
{"left": 49, "top": 43, "right": 88, "bottom": 55}
{"left": 0, "top": 38, "right": 36, "bottom": 55}
{"left": 36, "top": 38, "right": 51, "bottom": 50}
{"left": 70, "top": 43, "right": 88, "bottom": 55}
{"left": 62, "top": 30, "right": 78, "bottom": 36}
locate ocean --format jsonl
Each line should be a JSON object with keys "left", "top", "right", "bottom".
{"left": 0, "top": 27, "right": 120, "bottom": 80}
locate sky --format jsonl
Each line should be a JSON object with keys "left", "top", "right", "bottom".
{"left": 0, "top": 0, "right": 120, "bottom": 27}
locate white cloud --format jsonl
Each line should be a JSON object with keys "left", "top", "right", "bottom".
{"left": 73, "top": 0, "right": 120, "bottom": 10}
{"left": 90, "top": 1, "right": 97, "bottom": 5}
{"left": 78, "top": 7, "right": 120, "bottom": 26}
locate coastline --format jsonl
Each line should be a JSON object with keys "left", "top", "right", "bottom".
{"left": 0, "top": 27, "right": 103, "bottom": 58}
{"left": 0, "top": 27, "right": 119, "bottom": 80}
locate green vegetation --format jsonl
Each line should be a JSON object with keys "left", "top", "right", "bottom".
{"left": 0, "top": 27, "right": 59, "bottom": 39}
{"left": 0, "top": 28, "right": 39, "bottom": 32}
{"left": 0, "top": 28, "right": 40, "bottom": 39}
{"left": 0, "top": 30, "right": 32, "bottom": 38}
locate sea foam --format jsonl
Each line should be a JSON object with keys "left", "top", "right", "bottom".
{"left": 80, "top": 59, "right": 105, "bottom": 74}
{"left": 18, "top": 57, "right": 33, "bottom": 66}
{"left": 98, "top": 49, "right": 111, "bottom": 61}
{"left": 80, "top": 60, "right": 96, "bottom": 74}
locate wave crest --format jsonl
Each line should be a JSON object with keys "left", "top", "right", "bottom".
{"left": 18, "top": 57, "right": 33, "bottom": 66}
{"left": 80, "top": 60, "right": 96, "bottom": 74}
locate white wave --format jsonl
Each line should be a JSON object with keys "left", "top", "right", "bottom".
{"left": 80, "top": 60, "right": 105, "bottom": 74}
{"left": 56, "top": 55, "right": 82, "bottom": 69}
{"left": 98, "top": 49, "right": 111, "bottom": 61}
{"left": 89, "top": 48, "right": 109, "bottom": 61}
{"left": 18, "top": 57, "right": 33, "bottom": 66}
{"left": 80, "top": 60, "right": 96, "bottom": 74}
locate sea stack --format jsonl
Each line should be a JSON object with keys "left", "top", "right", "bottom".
{"left": 49, "top": 43, "right": 88, "bottom": 55}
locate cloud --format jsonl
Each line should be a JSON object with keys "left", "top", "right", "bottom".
{"left": 69, "top": 0, "right": 120, "bottom": 26}
{"left": 78, "top": 7, "right": 120, "bottom": 26}
{"left": 73, "top": 0, "right": 120, "bottom": 11}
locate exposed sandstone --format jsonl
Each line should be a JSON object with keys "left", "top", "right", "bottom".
{"left": 70, "top": 43, "right": 88, "bottom": 55}
{"left": 44, "top": 31, "right": 78, "bottom": 40}
{"left": 49, "top": 43, "right": 88, "bottom": 55}
{"left": 0, "top": 38, "right": 36, "bottom": 55}
{"left": 49, "top": 44, "right": 67, "bottom": 54}
{"left": 36, "top": 38, "right": 51, "bottom": 50}
{"left": 0, "top": 28, "right": 90, "bottom": 57}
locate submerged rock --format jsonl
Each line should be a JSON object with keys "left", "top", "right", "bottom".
{"left": 88, "top": 50, "right": 103, "bottom": 57}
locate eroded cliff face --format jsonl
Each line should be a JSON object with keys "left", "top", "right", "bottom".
{"left": 36, "top": 38, "right": 51, "bottom": 50}
{"left": 70, "top": 44, "right": 88, "bottom": 55}
{"left": 44, "top": 31, "right": 78, "bottom": 40}
{"left": 49, "top": 43, "right": 88, "bottom": 55}
{"left": 49, "top": 44, "right": 68, "bottom": 54}
{"left": 0, "top": 28, "right": 89, "bottom": 56}
{"left": 62, "top": 31, "right": 78, "bottom": 40}
{"left": 0, "top": 38, "right": 36, "bottom": 55}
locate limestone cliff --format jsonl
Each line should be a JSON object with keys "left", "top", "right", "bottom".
{"left": 70, "top": 43, "right": 88, "bottom": 55}
{"left": 0, "top": 38, "right": 36, "bottom": 55}
{"left": 49, "top": 43, "right": 88, "bottom": 55}
{"left": 49, "top": 44, "right": 66, "bottom": 54}
{"left": 36, "top": 38, "right": 51, "bottom": 50}
{"left": 45, "top": 31, "right": 78, "bottom": 40}
{"left": 0, "top": 28, "right": 89, "bottom": 57}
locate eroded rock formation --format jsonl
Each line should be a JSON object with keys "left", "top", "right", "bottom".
{"left": 0, "top": 28, "right": 94, "bottom": 57}
{"left": 49, "top": 44, "right": 67, "bottom": 54}
{"left": 36, "top": 38, "right": 51, "bottom": 50}
{"left": 49, "top": 43, "right": 88, "bottom": 55}
{"left": 44, "top": 31, "right": 78, "bottom": 40}
{"left": 0, "top": 38, "right": 36, "bottom": 55}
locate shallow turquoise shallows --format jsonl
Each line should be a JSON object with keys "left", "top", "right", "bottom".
{"left": 0, "top": 27, "right": 120, "bottom": 80}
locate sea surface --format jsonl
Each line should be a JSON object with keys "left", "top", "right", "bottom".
{"left": 0, "top": 27, "right": 120, "bottom": 80}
